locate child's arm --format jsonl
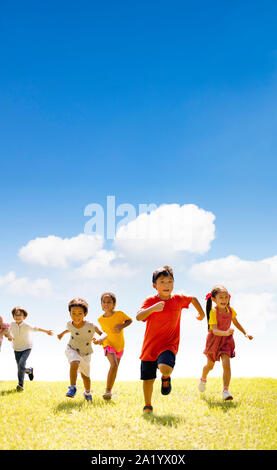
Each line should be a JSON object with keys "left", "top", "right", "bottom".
{"left": 3, "top": 328, "right": 14, "bottom": 341}
{"left": 93, "top": 326, "right": 108, "bottom": 345}
{"left": 136, "top": 301, "right": 165, "bottom": 321}
{"left": 57, "top": 330, "right": 69, "bottom": 340}
{"left": 114, "top": 319, "right": 132, "bottom": 333}
{"left": 37, "top": 328, "right": 54, "bottom": 336}
{"left": 211, "top": 324, "right": 234, "bottom": 336}
{"left": 190, "top": 297, "right": 205, "bottom": 320}
{"left": 232, "top": 318, "right": 253, "bottom": 340}
{"left": 0, "top": 324, "right": 11, "bottom": 338}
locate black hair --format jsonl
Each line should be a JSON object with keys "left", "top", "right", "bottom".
{"left": 206, "top": 285, "right": 229, "bottom": 330}
{"left": 206, "top": 297, "right": 213, "bottom": 330}
{"left": 68, "top": 298, "right": 88, "bottom": 315}
{"left": 152, "top": 265, "right": 174, "bottom": 284}
{"left": 101, "top": 292, "right": 116, "bottom": 304}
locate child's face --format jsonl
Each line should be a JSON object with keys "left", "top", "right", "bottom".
{"left": 70, "top": 306, "right": 86, "bottom": 325}
{"left": 213, "top": 291, "right": 229, "bottom": 310}
{"left": 153, "top": 275, "right": 174, "bottom": 298}
{"left": 13, "top": 311, "right": 25, "bottom": 324}
{"left": 101, "top": 296, "right": 115, "bottom": 313}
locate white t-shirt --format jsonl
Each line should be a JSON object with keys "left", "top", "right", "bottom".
{"left": 10, "top": 322, "right": 39, "bottom": 351}
{"left": 67, "top": 321, "right": 96, "bottom": 356}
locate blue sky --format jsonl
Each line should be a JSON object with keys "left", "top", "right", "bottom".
{"left": 0, "top": 1, "right": 277, "bottom": 383}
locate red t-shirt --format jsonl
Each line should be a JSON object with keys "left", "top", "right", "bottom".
{"left": 139, "top": 294, "right": 192, "bottom": 361}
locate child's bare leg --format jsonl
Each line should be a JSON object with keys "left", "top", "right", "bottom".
{"left": 158, "top": 363, "right": 173, "bottom": 377}
{"left": 81, "top": 372, "right": 91, "bottom": 392}
{"left": 202, "top": 359, "right": 215, "bottom": 380}
{"left": 105, "top": 353, "right": 120, "bottom": 392}
{"left": 70, "top": 361, "right": 79, "bottom": 385}
{"left": 143, "top": 379, "right": 155, "bottom": 406}
{"left": 221, "top": 354, "right": 231, "bottom": 389}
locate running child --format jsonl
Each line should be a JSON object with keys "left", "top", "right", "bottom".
{"left": 0, "top": 315, "right": 13, "bottom": 351}
{"left": 96, "top": 292, "right": 132, "bottom": 400}
{"left": 57, "top": 297, "right": 107, "bottom": 402}
{"left": 10, "top": 307, "right": 53, "bottom": 391}
{"left": 136, "top": 265, "right": 205, "bottom": 415}
{"left": 198, "top": 285, "right": 253, "bottom": 400}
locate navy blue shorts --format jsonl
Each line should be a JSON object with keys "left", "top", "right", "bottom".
{"left": 140, "top": 350, "right": 176, "bottom": 380}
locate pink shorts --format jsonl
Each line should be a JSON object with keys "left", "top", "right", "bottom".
{"left": 104, "top": 345, "right": 124, "bottom": 358}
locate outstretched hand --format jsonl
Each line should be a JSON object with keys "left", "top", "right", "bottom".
{"left": 92, "top": 337, "right": 104, "bottom": 345}
{"left": 195, "top": 312, "right": 205, "bottom": 321}
{"left": 151, "top": 301, "right": 165, "bottom": 313}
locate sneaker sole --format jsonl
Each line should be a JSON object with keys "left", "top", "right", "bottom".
{"left": 161, "top": 384, "right": 172, "bottom": 395}
{"left": 28, "top": 368, "right": 34, "bottom": 381}
{"left": 143, "top": 406, "right": 153, "bottom": 415}
{"left": 103, "top": 394, "right": 112, "bottom": 400}
{"left": 161, "top": 377, "right": 171, "bottom": 395}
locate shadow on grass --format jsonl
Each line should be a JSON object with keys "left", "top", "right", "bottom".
{"left": 201, "top": 396, "right": 239, "bottom": 412}
{"left": 54, "top": 397, "right": 116, "bottom": 414}
{"left": 143, "top": 413, "right": 184, "bottom": 427}
{"left": 0, "top": 388, "right": 18, "bottom": 396}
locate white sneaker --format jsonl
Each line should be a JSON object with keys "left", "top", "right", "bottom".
{"left": 222, "top": 389, "right": 233, "bottom": 401}
{"left": 198, "top": 379, "right": 206, "bottom": 392}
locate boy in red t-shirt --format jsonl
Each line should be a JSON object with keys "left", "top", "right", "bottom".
{"left": 136, "top": 265, "right": 205, "bottom": 415}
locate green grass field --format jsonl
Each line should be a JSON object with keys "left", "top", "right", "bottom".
{"left": 0, "top": 378, "right": 276, "bottom": 450}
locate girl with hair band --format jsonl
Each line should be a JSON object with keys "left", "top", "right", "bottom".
{"left": 198, "top": 285, "right": 253, "bottom": 400}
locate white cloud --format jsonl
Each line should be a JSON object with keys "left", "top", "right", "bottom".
{"left": 74, "top": 249, "right": 137, "bottom": 279}
{"left": 0, "top": 271, "right": 52, "bottom": 297}
{"left": 18, "top": 233, "right": 137, "bottom": 280}
{"left": 114, "top": 203, "right": 216, "bottom": 259}
{"left": 231, "top": 292, "right": 276, "bottom": 335}
{"left": 188, "top": 255, "right": 277, "bottom": 335}
{"left": 189, "top": 254, "right": 277, "bottom": 290}
{"left": 17, "top": 204, "right": 216, "bottom": 278}
{"left": 19, "top": 234, "right": 103, "bottom": 268}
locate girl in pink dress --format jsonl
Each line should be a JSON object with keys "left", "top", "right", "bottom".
{"left": 198, "top": 285, "right": 253, "bottom": 401}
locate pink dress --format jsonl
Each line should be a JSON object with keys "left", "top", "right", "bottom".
{"left": 204, "top": 306, "right": 235, "bottom": 362}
